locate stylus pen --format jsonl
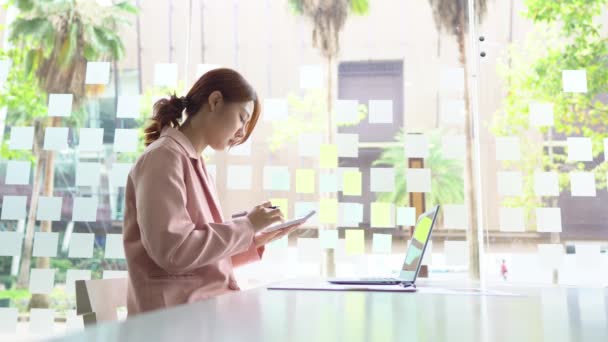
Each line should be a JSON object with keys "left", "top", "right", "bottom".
{"left": 232, "top": 206, "right": 279, "bottom": 218}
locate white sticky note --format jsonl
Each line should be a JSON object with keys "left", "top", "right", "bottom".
{"left": 319, "top": 230, "right": 338, "bottom": 249}
{"left": 536, "top": 207, "right": 562, "bottom": 233}
{"left": 113, "top": 128, "right": 139, "bottom": 152}
{"left": 370, "top": 168, "right": 395, "bottom": 193}
{"left": 497, "top": 171, "right": 523, "bottom": 196}
{"left": 227, "top": 165, "right": 252, "bottom": 190}
{"left": 65, "top": 269, "right": 92, "bottom": 296}
{"left": 405, "top": 134, "right": 429, "bottom": 158}
{"left": 116, "top": 95, "right": 141, "bottom": 119}
{"left": 298, "top": 133, "right": 322, "bottom": 157}
{"left": 105, "top": 234, "right": 125, "bottom": 259}
{"left": 443, "top": 204, "right": 467, "bottom": 230}
{"left": 68, "top": 233, "right": 94, "bottom": 258}
{"left": 297, "top": 238, "right": 321, "bottom": 263}
{"left": 65, "top": 309, "right": 84, "bottom": 332}
{"left": 76, "top": 162, "right": 101, "bottom": 187}
{"left": 440, "top": 99, "right": 465, "bottom": 124}
{"left": 406, "top": 168, "right": 431, "bottom": 193}
{"left": 78, "top": 128, "right": 104, "bottom": 151}
{"left": 295, "top": 202, "right": 319, "bottom": 226}
{"left": 263, "top": 98, "right": 288, "bottom": 121}
{"left": 368, "top": 100, "right": 393, "bottom": 124}
{"left": 562, "top": 69, "right": 587, "bottom": 93}
{"left": 604, "top": 138, "right": 608, "bottom": 161}
{"left": 33, "top": 232, "right": 59, "bottom": 257}
{"left": 0, "top": 308, "right": 18, "bottom": 333}
{"left": 335, "top": 99, "right": 359, "bottom": 124}
{"left": 575, "top": 243, "right": 601, "bottom": 267}
{"left": 196, "top": 63, "right": 221, "bottom": 78}
{"left": 102, "top": 270, "right": 128, "bottom": 279}
{"left": 0, "top": 59, "right": 11, "bottom": 85}
{"left": 29, "top": 268, "right": 55, "bottom": 294}
{"left": 72, "top": 197, "right": 98, "bottom": 222}
{"left": 263, "top": 166, "right": 290, "bottom": 191}
{"left": 444, "top": 240, "right": 468, "bottom": 266}
{"left": 529, "top": 102, "right": 554, "bottom": 127}
{"left": 441, "top": 135, "right": 465, "bottom": 160}
{"left": 1, "top": 195, "right": 27, "bottom": 220}
{"left": 336, "top": 133, "right": 359, "bottom": 158}
{"left": 47, "top": 93, "right": 73, "bottom": 117}
{"left": 110, "top": 163, "right": 132, "bottom": 188}
{"left": 537, "top": 244, "right": 564, "bottom": 269}
{"left": 29, "top": 308, "right": 54, "bottom": 334}
{"left": 299, "top": 65, "right": 323, "bottom": 89}
{"left": 5, "top": 160, "right": 31, "bottom": 185}
{"left": 9, "top": 126, "right": 34, "bottom": 150}
{"left": 570, "top": 172, "right": 596, "bottom": 197}
{"left": 567, "top": 137, "right": 592, "bottom": 161}
{"left": 229, "top": 139, "right": 251, "bottom": 156}
{"left": 422, "top": 240, "right": 433, "bottom": 265}
{"left": 372, "top": 234, "right": 392, "bottom": 254}
{"left": 154, "top": 63, "right": 178, "bottom": 87}
{"left": 396, "top": 207, "right": 416, "bottom": 226}
{"left": 499, "top": 207, "right": 525, "bottom": 232}
{"left": 534, "top": 171, "right": 559, "bottom": 196}
{"left": 85, "top": 61, "right": 111, "bottom": 84}
{"left": 319, "top": 173, "right": 338, "bottom": 193}
{"left": 43, "top": 127, "right": 69, "bottom": 151}
{"left": 36, "top": 196, "right": 62, "bottom": 221}
{"left": 439, "top": 67, "right": 465, "bottom": 92}
{"left": 0, "top": 232, "right": 23, "bottom": 256}
{"left": 495, "top": 137, "right": 520, "bottom": 161}
{"left": 338, "top": 202, "right": 364, "bottom": 227}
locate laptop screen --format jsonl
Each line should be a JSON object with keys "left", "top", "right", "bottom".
{"left": 398, "top": 206, "right": 439, "bottom": 282}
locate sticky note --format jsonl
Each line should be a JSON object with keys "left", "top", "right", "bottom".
{"left": 536, "top": 207, "right": 562, "bottom": 232}
{"left": 537, "top": 244, "right": 564, "bottom": 269}
{"left": 370, "top": 202, "right": 395, "bottom": 228}
{"left": 116, "top": 95, "right": 141, "bottom": 119}
{"left": 567, "top": 137, "right": 592, "bottom": 161}
{"left": 9, "top": 126, "right": 34, "bottom": 150}
{"left": 295, "top": 202, "right": 319, "bottom": 226}
{"left": 335, "top": 100, "right": 359, "bottom": 124}
{"left": 0, "top": 308, "right": 18, "bottom": 333}
{"left": 336, "top": 133, "right": 359, "bottom": 158}
{"left": 370, "top": 168, "right": 395, "bottom": 193}
{"left": 5, "top": 160, "right": 31, "bottom": 185}
{"left": 104, "top": 234, "right": 125, "bottom": 259}
{"left": 405, "top": 243, "right": 422, "bottom": 265}
{"left": 441, "top": 135, "right": 465, "bottom": 160}
{"left": 345, "top": 230, "right": 364, "bottom": 255}
{"left": 102, "top": 270, "right": 128, "bottom": 279}
{"left": 72, "top": 197, "right": 98, "bottom": 222}
{"left": 110, "top": 163, "right": 132, "bottom": 189}
{"left": 604, "top": 138, "right": 608, "bottom": 161}
{"left": 338, "top": 202, "right": 363, "bottom": 227}
{"left": 196, "top": 63, "right": 221, "bottom": 78}
{"left": 444, "top": 240, "right": 468, "bottom": 266}
{"left": 298, "top": 133, "right": 322, "bottom": 157}
{"left": 443, "top": 204, "right": 467, "bottom": 230}
{"left": 78, "top": 128, "right": 104, "bottom": 151}
{"left": 263, "top": 98, "right": 288, "bottom": 121}
{"left": 499, "top": 207, "right": 525, "bottom": 232}
{"left": 495, "top": 137, "right": 520, "bottom": 161}
{"left": 33, "top": 232, "right": 59, "bottom": 257}
{"left": 228, "top": 139, "right": 251, "bottom": 156}
{"left": 297, "top": 238, "right": 321, "bottom": 263}
{"left": 263, "top": 166, "right": 290, "bottom": 191}
{"left": 270, "top": 198, "right": 289, "bottom": 217}
{"left": 319, "top": 144, "right": 338, "bottom": 168}
{"left": 534, "top": 171, "right": 559, "bottom": 196}
{"left": 405, "top": 134, "right": 429, "bottom": 158}
{"left": 47, "top": 93, "right": 73, "bottom": 117}
{"left": 227, "top": 166, "right": 252, "bottom": 190}
{"left": 154, "top": 63, "right": 178, "bottom": 87}
{"left": 68, "top": 233, "right": 94, "bottom": 258}
{"left": 396, "top": 207, "right": 416, "bottom": 226}
{"left": 319, "top": 199, "right": 338, "bottom": 224}
{"left": 406, "top": 168, "right": 431, "bottom": 193}
{"left": 562, "top": 69, "right": 587, "bottom": 93}
{"left": 319, "top": 173, "right": 338, "bottom": 193}
{"left": 422, "top": 240, "right": 433, "bottom": 265}
{"left": 76, "top": 162, "right": 101, "bottom": 187}
{"left": 295, "top": 169, "right": 315, "bottom": 193}
{"left": 440, "top": 99, "right": 465, "bottom": 124}
{"left": 29, "top": 308, "right": 54, "bottom": 334}
{"left": 529, "top": 102, "right": 554, "bottom": 127}
{"left": 85, "top": 61, "right": 110, "bottom": 84}
{"left": 113, "top": 129, "right": 139, "bottom": 152}
{"left": 65, "top": 309, "right": 84, "bottom": 331}
{"left": 29, "top": 268, "right": 55, "bottom": 294}
{"left": 65, "top": 269, "right": 92, "bottom": 295}
{"left": 372, "top": 234, "right": 392, "bottom": 254}
{"left": 368, "top": 100, "right": 393, "bottom": 124}
{"left": 413, "top": 216, "right": 432, "bottom": 243}
{"left": 319, "top": 229, "right": 338, "bottom": 249}
{"left": 342, "top": 170, "right": 362, "bottom": 196}
{"left": 570, "top": 172, "right": 596, "bottom": 197}
{"left": 1, "top": 195, "right": 27, "bottom": 220}
{"left": 0, "top": 59, "right": 11, "bottom": 85}
{"left": 439, "top": 67, "right": 464, "bottom": 92}
{"left": 497, "top": 171, "right": 523, "bottom": 196}
{"left": 43, "top": 127, "right": 69, "bottom": 151}
{"left": 0, "top": 232, "right": 23, "bottom": 256}
{"left": 300, "top": 65, "right": 323, "bottom": 89}
{"left": 575, "top": 244, "right": 601, "bottom": 268}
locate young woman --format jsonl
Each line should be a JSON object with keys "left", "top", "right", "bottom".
{"left": 123, "top": 68, "right": 299, "bottom": 315}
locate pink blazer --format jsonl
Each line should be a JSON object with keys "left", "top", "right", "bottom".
{"left": 123, "top": 126, "right": 264, "bottom": 316}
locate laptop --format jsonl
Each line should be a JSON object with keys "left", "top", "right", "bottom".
{"left": 327, "top": 205, "right": 440, "bottom": 288}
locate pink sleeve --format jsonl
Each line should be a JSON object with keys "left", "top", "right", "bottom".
{"left": 133, "top": 146, "right": 256, "bottom": 274}
{"left": 231, "top": 244, "right": 265, "bottom": 268}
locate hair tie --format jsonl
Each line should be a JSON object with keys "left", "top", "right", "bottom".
{"left": 180, "top": 96, "right": 189, "bottom": 108}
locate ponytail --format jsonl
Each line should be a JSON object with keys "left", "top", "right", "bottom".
{"left": 143, "top": 94, "right": 189, "bottom": 147}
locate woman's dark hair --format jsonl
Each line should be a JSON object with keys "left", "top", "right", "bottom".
{"left": 143, "top": 68, "right": 261, "bottom": 147}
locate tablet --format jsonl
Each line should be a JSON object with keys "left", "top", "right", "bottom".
{"left": 263, "top": 210, "right": 316, "bottom": 233}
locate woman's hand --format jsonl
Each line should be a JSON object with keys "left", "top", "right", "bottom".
{"left": 253, "top": 222, "right": 302, "bottom": 248}
{"left": 246, "top": 201, "right": 285, "bottom": 233}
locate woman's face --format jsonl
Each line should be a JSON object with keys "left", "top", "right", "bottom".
{"left": 204, "top": 91, "right": 254, "bottom": 151}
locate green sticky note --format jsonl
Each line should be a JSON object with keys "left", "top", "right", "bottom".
{"left": 320, "top": 144, "right": 338, "bottom": 169}
{"left": 295, "top": 169, "right": 316, "bottom": 194}
{"left": 342, "top": 170, "right": 362, "bottom": 196}
{"left": 269, "top": 198, "right": 289, "bottom": 217}
{"left": 345, "top": 229, "right": 364, "bottom": 255}
{"left": 371, "top": 202, "right": 394, "bottom": 228}
{"left": 319, "top": 198, "right": 338, "bottom": 224}
{"left": 372, "top": 234, "right": 392, "bottom": 254}
{"left": 413, "top": 216, "right": 432, "bottom": 244}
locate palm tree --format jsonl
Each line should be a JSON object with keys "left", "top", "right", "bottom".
{"left": 7, "top": 0, "right": 136, "bottom": 308}
{"left": 427, "top": 0, "right": 487, "bottom": 280}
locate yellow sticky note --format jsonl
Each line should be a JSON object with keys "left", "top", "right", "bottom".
{"left": 413, "top": 216, "right": 432, "bottom": 244}
{"left": 371, "top": 202, "right": 394, "bottom": 228}
{"left": 270, "top": 198, "right": 289, "bottom": 217}
{"left": 319, "top": 198, "right": 338, "bottom": 224}
{"left": 320, "top": 144, "right": 338, "bottom": 169}
{"left": 295, "top": 169, "right": 316, "bottom": 194}
{"left": 342, "top": 171, "right": 362, "bottom": 196}
{"left": 345, "top": 229, "right": 364, "bottom": 255}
